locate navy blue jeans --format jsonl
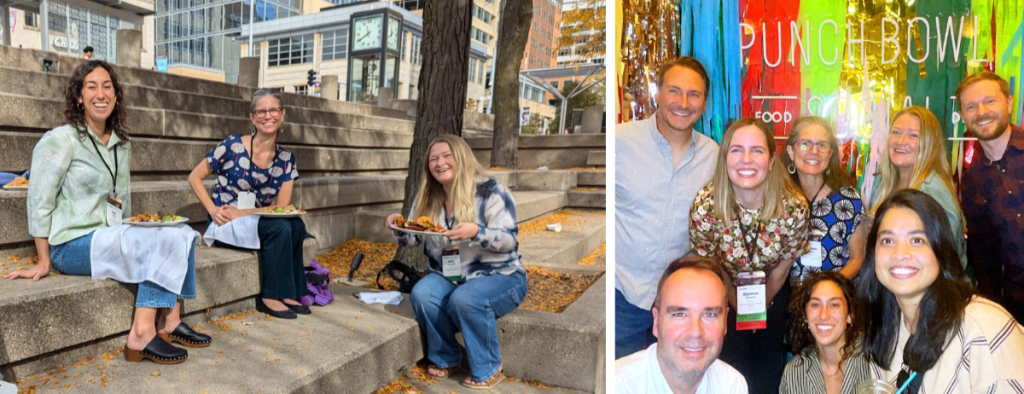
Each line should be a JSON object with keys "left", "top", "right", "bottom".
{"left": 409, "top": 271, "right": 528, "bottom": 381}
{"left": 50, "top": 231, "right": 197, "bottom": 308}
{"left": 614, "top": 289, "right": 656, "bottom": 359}
{"left": 256, "top": 217, "right": 308, "bottom": 300}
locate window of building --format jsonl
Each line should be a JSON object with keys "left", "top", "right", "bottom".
{"left": 268, "top": 33, "right": 314, "bottom": 66}
{"left": 295, "top": 85, "right": 308, "bottom": 95}
{"left": 468, "top": 58, "right": 477, "bottom": 82}
{"left": 394, "top": 0, "right": 424, "bottom": 11}
{"left": 411, "top": 34, "right": 422, "bottom": 65}
{"left": 25, "top": 12, "right": 39, "bottom": 28}
{"left": 471, "top": 27, "right": 490, "bottom": 45}
{"left": 550, "top": 81, "right": 559, "bottom": 90}
{"left": 472, "top": 4, "right": 492, "bottom": 24}
{"left": 321, "top": 28, "right": 348, "bottom": 61}
{"left": 478, "top": 60, "right": 485, "bottom": 84}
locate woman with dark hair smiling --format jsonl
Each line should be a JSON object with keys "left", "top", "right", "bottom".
{"left": 780, "top": 271, "right": 869, "bottom": 394}
{"left": 6, "top": 61, "right": 208, "bottom": 364}
{"left": 857, "top": 189, "right": 1024, "bottom": 392}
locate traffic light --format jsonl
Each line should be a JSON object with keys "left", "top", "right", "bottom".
{"left": 307, "top": 69, "right": 316, "bottom": 86}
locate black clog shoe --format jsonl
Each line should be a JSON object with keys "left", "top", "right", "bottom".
{"left": 256, "top": 298, "right": 298, "bottom": 319}
{"left": 287, "top": 303, "right": 312, "bottom": 315}
{"left": 124, "top": 336, "right": 189, "bottom": 365}
{"left": 159, "top": 323, "right": 213, "bottom": 348}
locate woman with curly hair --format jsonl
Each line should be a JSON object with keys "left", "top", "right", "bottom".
{"left": 857, "top": 189, "right": 1024, "bottom": 392}
{"left": 5, "top": 61, "right": 209, "bottom": 364}
{"left": 780, "top": 271, "right": 870, "bottom": 393}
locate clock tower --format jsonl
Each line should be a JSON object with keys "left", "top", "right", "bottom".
{"left": 348, "top": 9, "right": 403, "bottom": 102}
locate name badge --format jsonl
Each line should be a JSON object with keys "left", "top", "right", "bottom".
{"left": 106, "top": 193, "right": 123, "bottom": 227}
{"left": 800, "top": 230, "right": 824, "bottom": 269}
{"left": 441, "top": 240, "right": 464, "bottom": 283}
{"left": 735, "top": 271, "right": 767, "bottom": 331}
{"left": 237, "top": 191, "right": 257, "bottom": 210}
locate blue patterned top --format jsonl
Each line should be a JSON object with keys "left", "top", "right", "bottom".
{"left": 804, "top": 186, "right": 863, "bottom": 271}
{"left": 395, "top": 177, "right": 524, "bottom": 280}
{"left": 205, "top": 134, "right": 298, "bottom": 208}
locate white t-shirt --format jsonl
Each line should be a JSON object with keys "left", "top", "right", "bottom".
{"left": 615, "top": 344, "right": 748, "bottom": 394}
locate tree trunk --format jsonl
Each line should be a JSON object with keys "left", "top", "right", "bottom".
{"left": 490, "top": 0, "right": 533, "bottom": 168}
{"left": 394, "top": 0, "right": 474, "bottom": 269}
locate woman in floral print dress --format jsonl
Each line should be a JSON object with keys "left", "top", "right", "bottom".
{"left": 689, "top": 118, "right": 810, "bottom": 394}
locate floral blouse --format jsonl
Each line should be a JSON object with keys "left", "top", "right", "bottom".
{"left": 205, "top": 134, "right": 298, "bottom": 208}
{"left": 690, "top": 183, "right": 811, "bottom": 279}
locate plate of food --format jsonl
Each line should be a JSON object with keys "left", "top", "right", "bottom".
{"left": 3, "top": 177, "right": 29, "bottom": 190}
{"left": 253, "top": 205, "right": 307, "bottom": 218}
{"left": 389, "top": 215, "right": 449, "bottom": 237}
{"left": 125, "top": 213, "right": 188, "bottom": 227}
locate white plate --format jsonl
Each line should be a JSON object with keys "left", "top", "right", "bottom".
{"left": 254, "top": 211, "right": 307, "bottom": 218}
{"left": 389, "top": 224, "right": 449, "bottom": 237}
{"left": 2, "top": 185, "right": 28, "bottom": 190}
{"left": 124, "top": 218, "right": 189, "bottom": 227}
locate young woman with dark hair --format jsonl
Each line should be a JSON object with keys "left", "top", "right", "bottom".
{"left": 857, "top": 189, "right": 1024, "bottom": 392}
{"left": 6, "top": 61, "right": 209, "bottom": 364}
{"left": 780, "top": 271, "right": 869, "bottom": 393}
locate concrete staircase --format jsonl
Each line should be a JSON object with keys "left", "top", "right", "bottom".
{"left": 0, "top": 45, "right": 606, "bottom": 393}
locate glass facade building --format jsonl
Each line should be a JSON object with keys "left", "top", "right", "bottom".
{"left": 46, "top": 1, "right": 122, "bottom": 62}
{"left": 155, "top": 0, "right": 301, "bottom": 70}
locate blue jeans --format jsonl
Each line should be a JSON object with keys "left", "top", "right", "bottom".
{"left": 614, "top": 289, "right": 656, "bottom": 359}
{"left": 410, "top": 271, "right": 528, "bottom": 381}
{"left": 50, "top": 231, "right": 197, "bottom": 308}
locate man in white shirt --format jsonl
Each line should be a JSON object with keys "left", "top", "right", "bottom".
{"left": 616, "top": 256, "right": 747, "bottom": 394}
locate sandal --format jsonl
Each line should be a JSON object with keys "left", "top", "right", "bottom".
{"left": 425, "top": 363, "right": 460, "bottom": 379}
{"left": 461, "top": 369, "right": 505, "bottom": 390}
{"left": 124, "top": 336, "right": 188, "bottom": 365}
{"left": 158, "top": 323, "right": 213, "bottom": 348}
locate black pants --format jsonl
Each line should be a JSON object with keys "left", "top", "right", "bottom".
{"left": 256, "top": 217, "right": 309, "bottom": 300}
{"left": 720, "top": 280, "right": 791, "bottom": 394}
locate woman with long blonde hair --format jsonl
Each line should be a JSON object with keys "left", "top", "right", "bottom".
{"left": 385, "top": 134, "right": 527, "bottom": 389}
{"left": 690, "top": 118, "right": 810, "bottom": 394}
{"left": 867, "top": 106, "right": 965, "bottom": 265}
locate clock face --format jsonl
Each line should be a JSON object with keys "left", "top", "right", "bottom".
{"left": 353, "top": 15, "right": 383, "bottom": 51}
{"left": 387, "top": 17, "right": 400, "bottom": 51}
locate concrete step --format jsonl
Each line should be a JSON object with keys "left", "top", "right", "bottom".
{"left": 567, "top": 190, "right": 607, "bottom": 209}
{"left": 352, "top": 190, "right": 567, "bottom": 244}
{"left": 468, "top": 135, "right": 605, "bottom": 169}
{"left": 0, "top": 76, "right": 417, "bottom": 136}
{"left": 0, "top": 132, "right": 410, "bottom": 178}
{"left": 491, "top": 169, "right": 576, "bottom": 192}
{"left": 586, "top": 151, "right": 606, "bottom": 167}
{"left": 0, "top": 176, "right": 404, "bottom": 249}
{"left": 8, "top": 285, "right": 422, "bottom": 394}
{"left": 518, "top": 210, "right": 606, "bottom": 275}
{"left": 0, "top": 247, "right": 260, "bottom": 380}
{"left": 394, "top": 365, "right": 594, "bottom": 394}
{"left": 576, "top": 171, "right": 606, "bottom": 187}
{"left": 11, "top": 278, "right": 604, "bottom": 394}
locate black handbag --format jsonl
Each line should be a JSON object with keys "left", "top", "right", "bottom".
{"left": 376, "top": 260, "right": 423, "bottom": 293}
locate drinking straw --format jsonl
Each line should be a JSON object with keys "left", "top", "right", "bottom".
{"left": 895, "top": 372, "right": 918, "bottom": 394}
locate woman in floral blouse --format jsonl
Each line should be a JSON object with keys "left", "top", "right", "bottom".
{"left": 188, "top": 88, "right": 308, "bottom": 319}
{"left": 782, "top": 117, "right": 867, "bottom": 283}
{"left": 690, "top": 118, "right": 810, "bottom": 394}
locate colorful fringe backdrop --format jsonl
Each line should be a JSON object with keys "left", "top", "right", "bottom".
{"left": 618, "top": 0, "right": 1024, "bottom": 196}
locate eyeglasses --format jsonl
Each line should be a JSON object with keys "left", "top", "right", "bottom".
{"left": 253, "top": 108, "right": 283, "bottom": 118}
{"left": 796, "top": 140, "right": 831, "bottom": 152}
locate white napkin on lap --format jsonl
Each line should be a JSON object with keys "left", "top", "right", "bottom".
{"left": 357, "top": 291, "right": 403, "bottom": 305}
{"left": 90, "top": 223, "right": 200, "bottom": 295}
{"left": 202, "top": 215, "right": 260, "bottom": 249}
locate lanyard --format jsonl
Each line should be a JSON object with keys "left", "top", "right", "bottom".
{"left": 735, "top": 207, "right": 762, "bottom": 267}
{"left": 444, "top": 206, "right": 455, "bottom": 229}
{"left": 87, "top": 134, "right": 118, "bottom": 193}
{"left": 811, "top": 182, "right": 827, "bottom": 204}
{"left": 247, "top": 134, "right": 258, "bottom": 190}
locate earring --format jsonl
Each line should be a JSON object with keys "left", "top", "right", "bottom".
{"left": 787, "top": 164, "right": 796, "bottom": 174}
{"left": 826, "top": 168, "right": 831, "bottom": 176}
{"left": 77, "top": 102, "right": 84, "bottom": 111}
{"left": 251, "top": 127, "right": 257, "bottom": 136}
